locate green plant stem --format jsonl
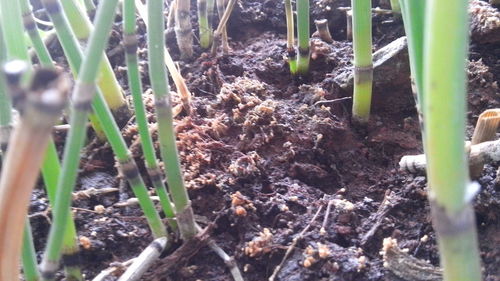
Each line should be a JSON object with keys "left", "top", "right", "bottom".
{"left": 148, "top": 0, "right": 197, "bottom": 239}
{"left": 284, "top": 0, "right": 297, "bottom": 74}
{"left": 0, "top": 23, "right": 11, "bottom": 154}
{"left": 198, "top": 0, "right": 212, "bottom": 48}
{"left": 19, "top": 2, "right": 84, "bottom": 279}
{"left": 176, "top": 0, "right": 194, "bottom": 58}
{"left": 19, "top": 0, "right": 53, "bottom": 66}
{"left": 123, "top": 0, "right": 177, "bottom": 229}
{"left": 351, "top": 0, "right": 373, "bottom": 124}
{"left": 39, "top": 0, "right": 166, "bottom": 279}
{"left": 296, "top": 0, "right": 310, "bottom": 75}
{"left": 22, "top": 220, "right": 40, "bottom": 281}
{"left": 0, "top": 0, "right": 28, "bottom": 60}
{"left": 423, "top": 0, "right": 482, "bottom": 280}
{"left": 390, "top": 0, "right": 401, "bottom": 18}
{"left": 83, "top": 0, "right": 96, "bottom": 15}
{"left": 399, "top": 0, "right": 425, "bottom": 114}
{"left": 59, "top": 0, "right": 129, "bottom": 124}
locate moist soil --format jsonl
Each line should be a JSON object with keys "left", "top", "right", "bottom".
{"left": 26, "top": 0, "right": 499, "bottom": 280}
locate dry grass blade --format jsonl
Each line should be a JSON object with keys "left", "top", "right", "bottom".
{"left": 0, "top": 65, "right": 69, "bottom": 280}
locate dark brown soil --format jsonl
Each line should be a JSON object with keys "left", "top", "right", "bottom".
{"left": 26, "top": 0, "right": 499, "bottom": 280}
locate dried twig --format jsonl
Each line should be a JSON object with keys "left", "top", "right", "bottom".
{"left": 268, "top": 205, "right": 324, "bottom": 281}
{"left": 117, "top": 237, "right": 168, "bottom": 281}
{"left": 400, "top": 139, "right": 500, "bottom": 174}
{"left": 381, "top": 237, "right": 442, "bottom": 281}
{"left": 92, "top": 259, "right": 135, "bottom": 281}
{"left": 210, "top": 0, "right": 237, "bottom": 56}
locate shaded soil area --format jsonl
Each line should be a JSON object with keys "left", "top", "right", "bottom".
{"left": 26, "top": 0, "right": 499, "bottom": 280}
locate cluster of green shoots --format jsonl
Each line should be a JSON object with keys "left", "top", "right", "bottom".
{"left": 0, "top": 0, "right": 238, "bottom": 280}
{"left": 169, "top": 0, "right": 237, "bottom": 57}
{"left": 284, "top": 0, "right": 311, "bottom": 75}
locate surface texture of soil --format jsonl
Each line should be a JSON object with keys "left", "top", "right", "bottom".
{"left": 24, "top": 0, "right": 499, "bottom": 280}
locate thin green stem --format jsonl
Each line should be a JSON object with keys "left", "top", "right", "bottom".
{"left": 19, "top": 0, "right": 53, "bottom": 66}
{"left": 423, "top": 0, "right": 482, "bottom": 280}
{"left": 148, "top": 0, "right": 197, "bottom": 239}
{"left": 22, "top": 220, "right": 40, "bottom": 281}
{"left": 83, "top": 0, "right": 96, "bottom": 15}
{"left": 284, "top": 0, "right": 297, "bottom": 74}
{"left": 296, "top": 0, "right": 310, "bottom": 74}
{"left": 198, "top": 0, "right": 212, "bottom": 48}
{"left": 390, "top": 0, "right": 401, "bottom": 18}
{"left": 399, "top": 0, "right": 425, "bottom": 112}
{"left": 351, "top": 0, "right": 373, "bottom": 124}
{"left": 123, "top": 0, "right": 177, "bottom": 228}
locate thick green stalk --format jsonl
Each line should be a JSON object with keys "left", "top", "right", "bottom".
{"left": 176, "top": 0, "right": 194, "bottom": 58}
{"left": 284, "top": 0, "right": 297, "bottom": 74}
{"left": 296, "top": 0, "right": 310, "bottom": 75}
{"left": 39, "top": 0, "right": 165, "bottom": 279}
{"left": 22, "top": 220, "right": 40, "bottom": 281}
{"left": 123, "top": 0, "right": 177, "bottom": 228}
{"left": 148, "top": 0, "right": 197, "bottom": 239}
{"left": 198, "top": 0, "right": 212, "bottom": 48}
{"left": 351, "top": 0, "right": 373, "bottom": 124}
{"left": 19, "top": 1, "right": 84, "bottom": 279}
{"left": 423, "top": 0, "right": 482, "bottom": 280}
{"left": 0, "top": 0, "right": 28, "bottom": 60}
{"left": 59, "top": 0, "right": 129, "bottom": 120}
